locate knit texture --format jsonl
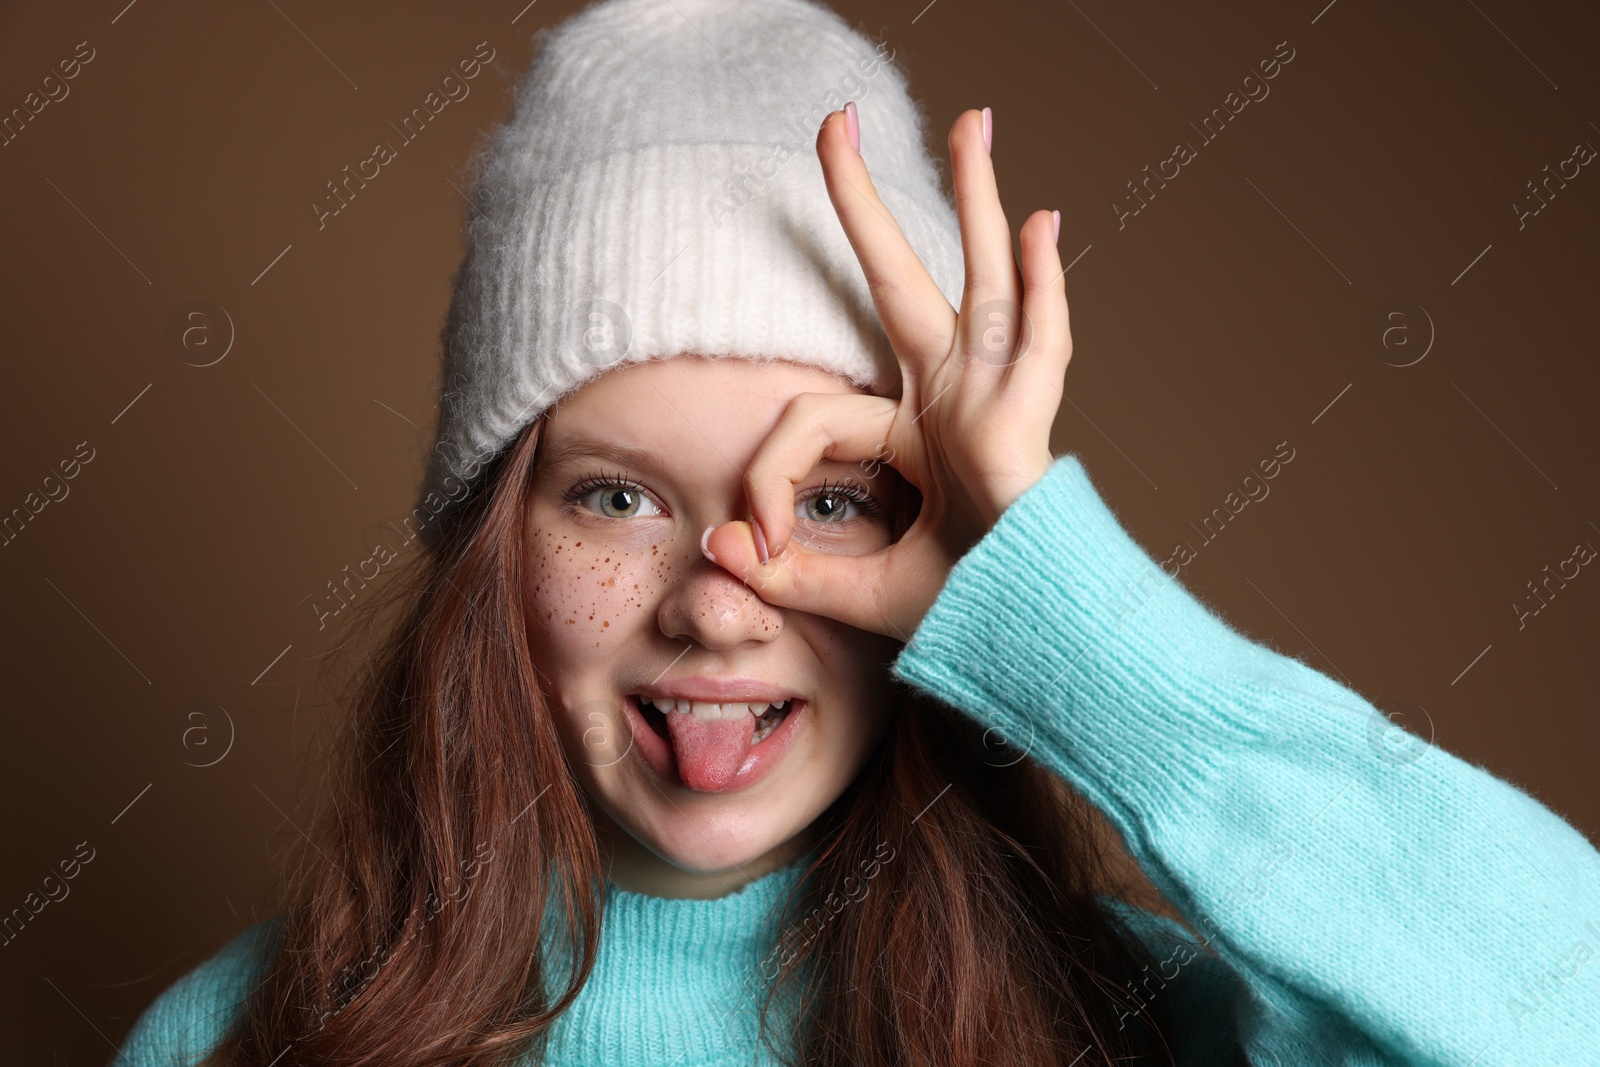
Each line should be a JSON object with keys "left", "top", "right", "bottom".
{"left": 113, "top": 454, "right": 1600, "bottom": 1065}
{"left": 422, "top": 0, "right": 967, "bottom": 531}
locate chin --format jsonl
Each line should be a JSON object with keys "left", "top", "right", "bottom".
{"left": 604, "top": 767, "right": 831, "bottom": 874}
{"left": 642, "top": 821, "right": 806, "bottom": 876}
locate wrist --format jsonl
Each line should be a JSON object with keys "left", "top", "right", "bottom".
{"left": 982, "top": 451, "right": 1056, "bottom": 527}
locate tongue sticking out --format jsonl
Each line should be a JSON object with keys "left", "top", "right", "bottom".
{"left": 663, "top": 709, "right": 755, "bottom": 791}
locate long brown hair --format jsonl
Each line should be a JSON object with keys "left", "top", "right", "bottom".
{"left": 201, "top": 412, "right": 1178, "bottom": 1067}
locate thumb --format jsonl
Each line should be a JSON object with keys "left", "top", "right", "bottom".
{"left": 702, "top": 521, "right": 893, "bottom": 637}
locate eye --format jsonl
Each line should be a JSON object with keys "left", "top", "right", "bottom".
{"left": 562, "top": 471, "right": 665, "bottom": 520}
{"left": 796, "top": 478, "right": 881, "bottom": 524}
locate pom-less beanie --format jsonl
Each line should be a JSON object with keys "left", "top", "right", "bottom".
{"left": 419, "top": 0, "right": 967, "bottom": 540}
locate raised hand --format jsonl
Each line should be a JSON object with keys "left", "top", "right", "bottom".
{"left": 701, "top": 103, "right": 1073, "bottom": 640}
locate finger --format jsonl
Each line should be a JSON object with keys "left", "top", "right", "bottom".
{"left": 703, "top": 520, "right": 899, "bottom": 638}
{"left": 1013, "top": 207, "right": 1073, "bottom": 398}
{"left": 947, "top": 108, "right": 1024, "bottom": 364}
{"left": 818, "top": 107, "right": 956, "bottom": 374}
{"left": 951, "top": 108, "right": 1017, "bottom": 300}
{"left": 739, "top": 390, "right": 900, "bottom": 562}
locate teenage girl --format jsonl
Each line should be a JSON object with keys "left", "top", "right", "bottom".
{"left": 114, "top": 0, "right": 1600, "bottom": 1064}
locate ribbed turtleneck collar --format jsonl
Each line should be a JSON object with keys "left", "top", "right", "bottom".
{"left": 537, "top": 852, "right": 814, "bottom": 1066}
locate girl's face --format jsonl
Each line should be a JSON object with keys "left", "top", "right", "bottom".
{"left": 522, "top": 355, "right": 907, "bottom": 891}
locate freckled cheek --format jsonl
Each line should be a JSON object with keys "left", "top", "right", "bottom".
{"left": 523, "top": 530, "right": 678, "bottom": 648}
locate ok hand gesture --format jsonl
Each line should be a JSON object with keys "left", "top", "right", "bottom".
{"left": 701, "top": 104, "right": 1073, "bottom": 640}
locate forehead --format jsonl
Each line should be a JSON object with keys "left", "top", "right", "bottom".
{"left": 555, "top": 354, "right": 865, "bottom": 410}
{"left": 541, "top": 355, "right": 865, "bottom": 460}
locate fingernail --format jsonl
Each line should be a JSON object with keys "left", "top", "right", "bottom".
{"left": 700, "top": 525, "right": 718, "bottom": 564}
{"left": 1052, "top": 209, "right": 1061, "bottom": 243}
{"left": 844, "top": 101, "right": 860, "bottom": 153}
{"left": 981, "top": 106, "right": 992, "bottom": 153}
{"left": 752, "top": 519, "right": 770, "bottom": 565}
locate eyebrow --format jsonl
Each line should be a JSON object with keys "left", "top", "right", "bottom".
{"left": 536, "top": 434, "right": 668, "bottom": 476}
{"left": 536, "top": 432, "right": 880, "bottom": 485}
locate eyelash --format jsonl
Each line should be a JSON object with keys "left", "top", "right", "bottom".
{"left": 560, "top": 470, "right": 881, "bottom": 518}
{"left": 561, "top": 468, "right": 650, "bottom": 507}
{"left": 807, "top": 477, "right": 882, "bottom": 516}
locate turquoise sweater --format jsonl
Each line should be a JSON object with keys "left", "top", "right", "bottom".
{"left": 114, "top": 454, "right": 1600, "bottom": 1065}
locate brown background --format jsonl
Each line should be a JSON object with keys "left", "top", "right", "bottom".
{"left": 2, "top": 0, "right": 1596, "bottom": 1058}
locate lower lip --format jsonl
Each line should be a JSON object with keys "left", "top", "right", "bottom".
{"left": 622, "top": 694, "right": 808, "bottom": 795}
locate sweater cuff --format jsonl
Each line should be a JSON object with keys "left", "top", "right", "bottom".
{"left": 889, "top": 453, "right": 1292, "bottom": 846}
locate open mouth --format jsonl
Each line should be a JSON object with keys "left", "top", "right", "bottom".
{"left": 634, "top": 696, "right": 795, "bottom": 745}
{"left": 624, "top": 694, "right": 806, "bottom": 793}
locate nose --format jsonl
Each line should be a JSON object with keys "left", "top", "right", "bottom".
{"left": 657, "top": 555, "right": 783, "bottom": 650}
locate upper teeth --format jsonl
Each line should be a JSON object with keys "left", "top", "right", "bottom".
{"left": 638, "top": 696, "right": 790, "bottom": 721}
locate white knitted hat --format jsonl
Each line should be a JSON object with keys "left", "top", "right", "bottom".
{"left": 419, "top": 0, "right": 966, "bottom": 539}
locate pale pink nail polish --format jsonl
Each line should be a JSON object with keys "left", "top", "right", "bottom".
{"left": 981, "top": 106, "right": 992, "bottom": 153}
{"left": 844, "top": 100, "right": 860, "bottom": 153}
{"left": 700, "top": 525, "right": 718, "bottom": 564}
{"left": 752, "top": 519, "right": 770, "bottom": 565}
{"left": 1052, "top": 209, "right": 1061, "bottom": 243}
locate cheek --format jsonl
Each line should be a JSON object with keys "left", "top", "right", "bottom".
{"left": 811, "top": 618, "right": 897, "bottom": 686}
{"left": 524, "top": 530, "right": 677, "bottom": 652}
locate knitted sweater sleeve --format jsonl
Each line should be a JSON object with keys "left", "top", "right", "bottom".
{"left": 111, "top": 919, "right": 279, "bottom": 1066}
{"left": 888, "top": 453, "right": 1600, "bottom": 1066}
